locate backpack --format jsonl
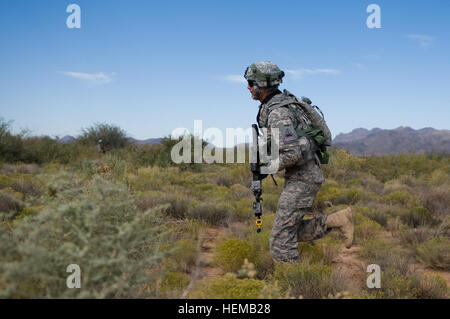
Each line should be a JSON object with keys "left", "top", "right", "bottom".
{"left": 279, "top": 90, "right": 332, "bottom": 164}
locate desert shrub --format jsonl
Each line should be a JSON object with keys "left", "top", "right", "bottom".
{"left": 399, "top": 227, "right": 434, "bottom": 248}
{"left": 231, "top": 198, "right": 253, "bottom": 222}
{"left": 360, "top": 239, "right": 412, "bottom": 275}
{"left": 187, "top": 201, "right": 231, "bottom": 226}
{"left": 246, "top": 214, "right": 275, "bottom": 279}
{"left": 78, "top": 123, "right": 129, "bottom": 150}
{"left": 297, "top": 242, "right": 325, "bottom": 265}
{"left": 315, "top": 186, "right": 363, "bottom": 208}
{"left": 316, "top": 236, "right": 342, "bottom": 264}
{"left": 386, "top": 217, "right": 402, "bottom": 237}
{"left": 0, "top": 118, "right": 26, "bottom": 163}
{"left": 0, "top": 163, "right": 40, "bottom": 175}
{"left": 209, "top": 172, "right": 233, "bottom": 188}
{"left": 128, "top": 166, "right": 167, "bottom": 191}
{"left": 214, "top": 237, "right": 255, "bottom": 273}
{"left": 322, "top": 149, "right": 364, "bottom": 181}
{"left": 192, "top": 273, "right": 264, "bottom": 299}
{"left": 164, "top": 219, "right": 201, "bottom": 244}
{"left": 137, "top": 191, "right": 188, "bottom": 220}
{"left": 362, "top": 154, "right": 448, "bottom": 183}
{"left": 399, "top": 206, "right": 433, "bottom": 228}
{"left": 13, "top": 175, "right": 40, "bottom": 198}
{"left": 0, "top": 177, "right": 168, "bottom": 298}
{"left": 229, "top": 164, "right": 252, "bottom": 187}
{"left": 273, "top": 262, "right": 347, "bottom": 299}
{"left": 262, "top": 193, "right": 280, "bottom": 214}
{"left": 364, "top": 208, "right": 389, "bottom": 227}
{"left": 163, "top": 239, "right": 198, "bottom": 273}
{"left": 229, "top": 183, "right": 252, "bottom": 201}
{"left": 420, "top": 186, "right": 450, "bottom": 216}
{"left": 0, "top": 190, "right": 25, "bottom": 220}
{"left": 361, "top": 268, "right": 420, "bottom": 299}
{"left": 427, "top": 169, "right": 449, "bottom": 186}
{"left": 354, "top": 216, "right": 384, "bottom": 244}
{"left": 414, "top": 274, "right": 448, "bottom": 299}
{"left": 384, "top": 190, "right": 413, "bottom": 206}
{"left": 417, "top": 237, "right": 450, "bottom": 270}
{"left": 21, "top": 136, "right": 64, "bottom": 164}
{"left": 14, "top": 205, "right": 45, "bottom": 220}
{"left": 159, "top": 271, "right": 190, "bottom": 297}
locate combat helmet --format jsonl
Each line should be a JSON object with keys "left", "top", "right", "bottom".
{"left": 244, "top": 61, "right": 285, "bottom": 88}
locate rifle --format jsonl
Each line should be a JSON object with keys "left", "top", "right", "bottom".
{"left": 250, "top": 124, "right": 263, "bottom": 233}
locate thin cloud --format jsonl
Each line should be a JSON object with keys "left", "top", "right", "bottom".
{"left": 353, "top": 63, "right": 367, "bottom": 71}
{"left": 224, "top": 74, "right": 247, "bottom": 83}
{"left": 63, "top": 72, "right": 113, "bottom": 84}
{"left": 405, "top": 34, "right": 434, "bottom": 47}
{"left": 285, "top": 68, "right": 340, "bottom": 80}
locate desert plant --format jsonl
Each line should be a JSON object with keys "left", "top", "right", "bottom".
{"left": 187, "top": 201, "right": 231, "bottom": 226}
{"left": 191, "top": 273, "right": 264, "bottom": 299}
{"left": 417, "top": 237, "right": 450, "bottom": 270}
{"left": 163, "top": 239, "right": 198, "bottom": 273}
{"left": 273, "top": 262, "right": 347, "bottom": 299}
{"left": 214, "top": 237, "right": 256, "bottom": 273}
{"left": 0, "top": 176, "right": 168, "bottom": 298}
{"left": 78, "top": 123, "right": 129, "bottom": 150}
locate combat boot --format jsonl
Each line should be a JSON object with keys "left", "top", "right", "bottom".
{"left": 326, "top": 207, "right": 354, "bottom": 248}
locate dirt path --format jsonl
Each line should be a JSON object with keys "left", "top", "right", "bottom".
{"left": 198, "top": 227, "right": 226, "bottom": 278}
{"left": 181, "top": 226, "right": 226, "bottom": 298}
{"left": 331, "top": 245, "right": 366, "bottom": 292}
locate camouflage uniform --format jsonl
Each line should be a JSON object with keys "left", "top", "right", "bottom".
{"left": 257, "top": 90, "right": 330, "bottom": 262}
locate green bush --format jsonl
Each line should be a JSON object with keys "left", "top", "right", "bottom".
{"left": 231, "top": 198, "right": 253, "bottom": 222}
{"left": 187, "top": 201, "right": 231, "bottom": 226}
{"left": 361, "top": 268, "right": 420, "bottom": 299}
{"left": 360, "top": 239, "right": 412, "bottom": 275}
{"left": 0, "top": 176, "right": 168, "bottom": 298}
{"left": 398, "top": 207, "right": 433, "bottom": 228}
{"left": 384, "top": 190, "right": 413, "bottom": 206}
{"left": 164, "top": 239, "right": 198, "bottom": 273}
{"left": 214, "top": 237, "right": 255, "bottom": 273}
{"left": 417, "top": 237, "right": 450, "bottom": 270}
{"left": 0, "top": 118, "right": 25, "bottom": 163}
{"left": 297, "top": 242, "right": 325, "bottom": 265}
{"left": 414, "top": 274, "right": 448, "bottom": 299}
{"left": 159, "top": 271, "right": 190, "bottom": 297}
{"left": 78, "top": 123, "right": 129, "bottom": 150}
{"left": 354, "top": 216, "right": 384, "bottom": 244}
{"left": 192, "top": 273, "right": 264, "bottom": 299}
{"left": 399, "top": 227, "right": 434, "bottom": 249}
{"left": 0, "top": 190, "right": 24, "bottom": 220}
{"left": 247, "top": 214, "right": 275, "bottom": 279}
{"left": 137, "top": 191, "right": 188, "bottom": 219}
{"left": 273, "top": 262, "right": 347, "bottom": 299}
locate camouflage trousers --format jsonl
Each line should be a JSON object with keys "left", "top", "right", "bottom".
{"left": 269, "top": 167, "right": 329, "bottom": 262}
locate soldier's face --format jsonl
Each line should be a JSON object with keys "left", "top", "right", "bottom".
{"left": 247, "top": 83, "right": 258, "bottom": 100}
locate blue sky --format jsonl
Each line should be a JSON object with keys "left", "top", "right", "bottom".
{"left": 1, "top": 0, "right": 449, "bottom": 144}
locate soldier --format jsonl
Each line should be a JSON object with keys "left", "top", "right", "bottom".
{"left": 244, "top": 61, "right": 354, "bottom": 262}
{"left": 97, "top": 139, "right": 106, "bottom": 154}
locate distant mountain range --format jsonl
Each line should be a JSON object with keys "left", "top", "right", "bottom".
{"left": 58, "top": 127, "right": 450, "bottom": 155}
{"left": 332, "top": 127, "right": 450, "bottom": 155}
{"left": 58, "top": 136, "right": 162, "bottom": 145}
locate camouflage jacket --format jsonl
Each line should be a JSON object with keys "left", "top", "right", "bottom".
{"left": 257, "top": 90, "right": 323, "bottom": 177}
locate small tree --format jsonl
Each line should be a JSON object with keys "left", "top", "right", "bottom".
{"left": 0, "top": 118, "right": 25, "bottom": 162}
{"left": 78, "top": 123, "right": 129, "bottom": 151}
